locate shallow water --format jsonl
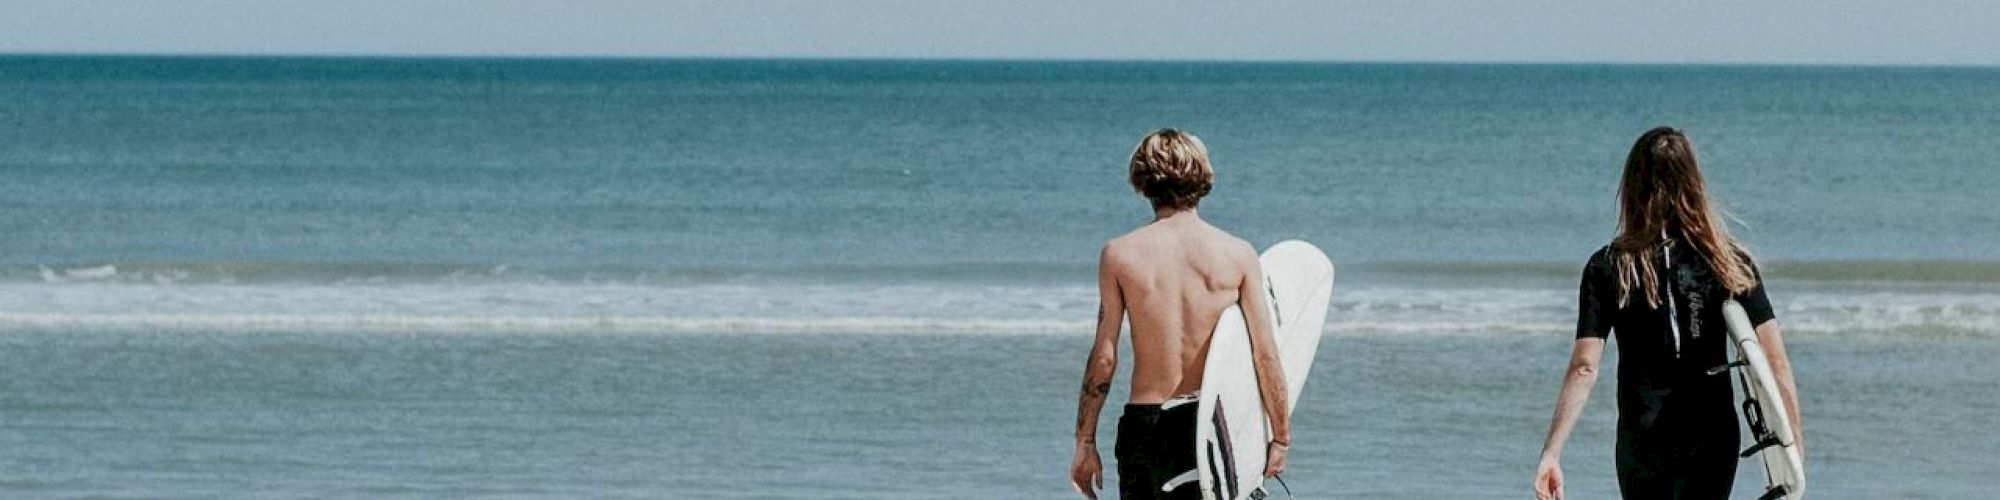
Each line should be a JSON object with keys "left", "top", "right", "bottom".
{"left": 1, "top": 329, "right": 1991, "bottom": 498}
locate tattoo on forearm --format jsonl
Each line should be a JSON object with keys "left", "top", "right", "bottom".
{"left": 1082, "top": 379, "right": 1109, "bottom": 398}
{"left": 1077, "top": 378, "right": 1111, "bottom": 436}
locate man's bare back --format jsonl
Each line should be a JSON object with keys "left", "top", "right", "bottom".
{"left": 1101, "top": 211, "right": 1258, "bottom": 404}
{"left": 1071, "top": 129, "right": 1288, "bottom": 499}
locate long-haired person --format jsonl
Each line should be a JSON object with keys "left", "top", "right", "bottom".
{"left": 1533, "top": 127, "right": 1804, "bottom": 499}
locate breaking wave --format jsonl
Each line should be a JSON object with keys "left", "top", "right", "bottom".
{"left": 3, "top": 277, "right": 1995, "bottom": 337}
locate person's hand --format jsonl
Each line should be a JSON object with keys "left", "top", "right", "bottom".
{"left": 1264, "top": 441, "right": 1288, "bottom": 477}
{"left": 1070, "top": 442, "right": 1103, "bottom": 499}
{"left": 1533, "top": 456, "right": 1564, "bottom": 500}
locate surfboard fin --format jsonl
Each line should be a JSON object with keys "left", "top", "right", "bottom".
{"left": 1740, "top": 436, "right": 1784, "bottom": 458}
{"left": 1706, "top": 360, "right": 1747, "bottom": 376}
{"left": 1756, "top": 484, "right": 1791, "bottom": 500}
{"left": 1161, "top": 470, "right": 1197, "bottom": 492}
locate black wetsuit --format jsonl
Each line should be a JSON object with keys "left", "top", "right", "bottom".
{"left": 1578, "top": 243, "right": 1776, "bottom": 500}
{"left": 1115, "top": 402, "right": 1199, "bottom": 500}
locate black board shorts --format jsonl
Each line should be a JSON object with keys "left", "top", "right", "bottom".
{"left": 1115, "top": 401, "right": 1199, "bottom": 500}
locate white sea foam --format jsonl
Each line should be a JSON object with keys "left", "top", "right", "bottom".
{"left": 0, "top": 312, "right": 1088, "bottom": 335}
{"left": 3, "top": 281, "right": 1995, "bottom": 337}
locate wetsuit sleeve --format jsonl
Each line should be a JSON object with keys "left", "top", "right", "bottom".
{"left": 1576, "top": 250, "right": 1614, "bottom": 339}
{"left": 1738, "top": 255, "right": 1778, "bottom": 327}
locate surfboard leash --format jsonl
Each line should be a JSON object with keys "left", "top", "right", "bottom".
{"left": 1270, "top": 474, "right": 1295, "bottom": 500}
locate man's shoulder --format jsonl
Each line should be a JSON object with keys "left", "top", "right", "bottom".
{"left": 1199, "top": 225, "right": 1257, "bottom": 262}
{"left": 1099, "top": 232, "right": 1146, "bottom": 271}
{"left": 1101, "top": 230, "right": 1141, "bottom": 256}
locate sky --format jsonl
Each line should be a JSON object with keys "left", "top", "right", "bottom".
{"left": 4, "top": 1, "right": 1998, "bottom": 65}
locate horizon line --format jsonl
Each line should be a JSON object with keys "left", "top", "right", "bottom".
{"left": 3, "top": 51, "right": 1997, "bottom": 70}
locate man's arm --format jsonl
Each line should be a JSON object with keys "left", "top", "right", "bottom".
{"left": 1236, "top": 249, "right": 1290, "bottom": 476}
{"left": 1074, "top": 246, "right": 1125, "bottom": 445}
{"left": 1534, "top": 337, "right": 1605, "bottom": 500}
{"left": 1756, "top": 321, "right": 1805, "bottom": 455}
{"left": 1070, "top": 246, "right": 1125, "bottom": 498}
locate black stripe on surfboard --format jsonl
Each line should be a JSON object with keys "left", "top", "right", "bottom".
{"left": 1207, "top": 441, "right": 1224, "bottom": 500}
{"left": 1214, "top": 402, "right": 1239, "bottom": 499}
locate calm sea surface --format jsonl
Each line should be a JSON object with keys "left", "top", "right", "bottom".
{"left": 2, "top": 56, "right": 1998, "bottom": 498}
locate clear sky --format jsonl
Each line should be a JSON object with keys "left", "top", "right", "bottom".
{"left": 5, "top": 0, "right": 1997, "bottom": 65}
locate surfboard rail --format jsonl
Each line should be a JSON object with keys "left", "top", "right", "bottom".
{"left": 1718, "top": 300, "right": 1807, "bottom": 500}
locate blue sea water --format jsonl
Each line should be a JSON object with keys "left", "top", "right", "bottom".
{"left": 2, "top": 56, "right": 1999, "bottom": 498}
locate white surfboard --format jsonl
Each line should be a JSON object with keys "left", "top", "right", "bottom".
{"left": 1718, "top": 300, "right": 1806, "bottom": 500}
{"left": 1177, "top": 240, "right": 1333, "bottom": 500}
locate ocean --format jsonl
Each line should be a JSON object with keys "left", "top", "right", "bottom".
{"left": 2, "top": 56, "right": 1997, "bottom": 498}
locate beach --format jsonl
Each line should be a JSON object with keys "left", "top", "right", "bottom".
{"left": 3, "top": 57, "right": 1998, "bottom": 498}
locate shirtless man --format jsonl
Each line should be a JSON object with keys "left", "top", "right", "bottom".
{"left": 1070, "top": 129, "right": 1291, "bottom": 500}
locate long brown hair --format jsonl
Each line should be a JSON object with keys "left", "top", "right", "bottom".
{"left": 1610, "top": 127, "right": 1757, "bottom": 308}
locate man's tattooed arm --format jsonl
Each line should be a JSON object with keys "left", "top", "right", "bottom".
{"left": 1078, "top": 248, "right": 1125, "bottom": 449}
{"left": 1075, "top": 304, "right": 1119, "bottom": 446}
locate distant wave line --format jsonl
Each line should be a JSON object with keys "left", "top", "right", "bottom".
{"left": 0, "top": 313, "right": 1988, "bottom": 337}
{"left": 0, "top": 312, "right": 1565, "bottom": 335}
{"left": 15, "top": 259, "right": 2000, "bottom": 285}
{"left": 9, "top": 261, "right": 1096, "bottom": 286}
{"left": 1354, "top": 260, "right": 2000, "bottom": 283}
{"left": 0, "top": 313, "right": 1085, "bottom": 335}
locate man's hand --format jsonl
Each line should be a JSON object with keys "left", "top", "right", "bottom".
{"left": 1070, "top": 443, "right": 1103, "bottom": 499}
{"left": 1533, "top": 457, "right": 1564, "bottom": 500}
{"left": 1264, "top": 442, "right": 1288, "bottom": 477}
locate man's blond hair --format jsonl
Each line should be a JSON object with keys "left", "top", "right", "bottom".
{"left": 1128, "top": 129, "right": 1213, "bottom": 210}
